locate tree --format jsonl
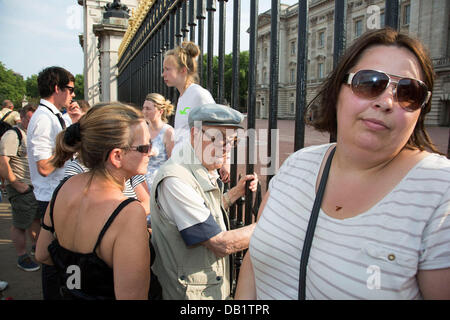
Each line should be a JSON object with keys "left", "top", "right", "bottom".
{"left": 74, "top": 74, "right": 84, "bottom": 100}
{"left": 25, "top": 74, "right": 39, "bottom": 103}
{"left": 0, "top": 61, "right": 26, "bottom": 108}
{"left": 201, "top": 51, "right": 249, "bottom": 113}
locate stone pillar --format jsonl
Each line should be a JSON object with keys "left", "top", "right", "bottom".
{"left": 94, "top": 19, "right": 128, "bottom": 102}
{"left": 78, "top": 0, "right": 137, "bottom": 105}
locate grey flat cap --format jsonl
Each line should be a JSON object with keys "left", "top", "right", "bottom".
{"left": 188, "top": 103, "right": 244, "bottom": 128}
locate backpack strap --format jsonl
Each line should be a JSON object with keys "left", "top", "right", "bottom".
{"left": 12, "top": 127, "right": 22, "bottom": 147}
{"left": 0, "top": 111, "right": 13, "bottom": 122}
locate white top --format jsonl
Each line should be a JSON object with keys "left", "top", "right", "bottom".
{"left": 64, "top": 157, "right": 145, "bottom": 199}
{"left": 172, "top": 83, "right": 214, "bottom": 158}
{"left": 62, "top": 113, "right": 72, "bottom": 127}
{"left": 250, "top": 143, "right": 450, "bottom": 300}
{"left": 26, "top": 99, "right": 68, "bottom": 201}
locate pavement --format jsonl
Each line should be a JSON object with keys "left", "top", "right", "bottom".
{"left": 0, "top": 120, "right": 447, "bottom": 300}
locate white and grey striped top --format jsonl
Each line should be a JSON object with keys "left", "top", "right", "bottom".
{"left": 64, "top": 158, "right": 146, "bottom": 199}
{"left": 249, "top": 143, "right": 450, "bottom": 300}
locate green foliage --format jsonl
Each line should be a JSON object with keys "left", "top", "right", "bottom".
{"left": 0, "top": 61, "right": 85, "bottom": 107}
{"left": 25, "top": 74, "right": 39, "bottom": 100}
{"left": 74, "top": 74, "right": 84, "bottom": 99}
{"left": 0, "top": 62, "right": 26, "bottom": 108}
{"left": 200, "top": 51, "right": 249, "bottom": 113}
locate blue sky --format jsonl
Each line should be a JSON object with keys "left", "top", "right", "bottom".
{"left": 0, "top": 0, "right": 297, "bottom": 80}
{"left": 0, "top": 0, "right": 84, "bottom": 78}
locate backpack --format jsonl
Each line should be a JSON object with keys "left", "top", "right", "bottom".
{"left": 0, "top": 111, "right": 13, "bottom": 139}
{"left": 0, "top": 111, "right": 23, "bottom": 154}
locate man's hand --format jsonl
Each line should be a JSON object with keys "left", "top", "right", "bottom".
{"left": 233, "top": 173, "right": 258, "bottom": 199}
{"left": 219, "top": 164, "right": 230, "bottom": 183}
{"left": 36, "top": 158, "right": 56, "bottom": 177}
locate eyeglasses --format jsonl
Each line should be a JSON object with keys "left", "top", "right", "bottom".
{"left": 202, "top": 129, "right": 239, "bottom": 147}
{"left": 344, "top": 69, "right": 431, "bottom": 111}
{"left": 126, "top": 142, "right": 152, "bottom": 154}
{"left": 64, "top": 86, "right": 75, "bottom": 94}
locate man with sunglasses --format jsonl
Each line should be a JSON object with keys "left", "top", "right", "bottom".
{"left": 26, "top": 66, "right": 75, "bottom": 300}
{"left": 150, "top": 103, "right": 258, "bottom": 300}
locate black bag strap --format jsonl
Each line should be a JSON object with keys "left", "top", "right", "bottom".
{"left": 0, "top": 111, "right": 13, "bottom": 122}
{"left": 298, "top": 146, "right": 336, "bottom": 300}
{"left": 12, "top": 127, "right": 22, "bottom": 147}
{"left": 39, "top": 103, "right": 66, "bottom": 130}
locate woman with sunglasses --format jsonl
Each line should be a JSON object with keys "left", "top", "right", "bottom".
{"left": 35, "top": 103, "right": 152, "bottom": 299}
{"left": 236, "top": 28, "right": 450, "bottom": 300}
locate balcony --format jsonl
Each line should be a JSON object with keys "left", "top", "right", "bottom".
{"left": 433, "top": 57, "right": 450, "bottom": 72}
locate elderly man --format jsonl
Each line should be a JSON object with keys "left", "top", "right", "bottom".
{"left": 0, "top": 100, "right": 20, "bottom": 126}
{"left": 151, "top": 104, "right": 258, "bottom": 300}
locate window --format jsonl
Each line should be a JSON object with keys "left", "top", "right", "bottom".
{"left": 290, "top": 41, "right": 296, "bottom": 56}
{"left": 403, "top": 4, "right": 410, "bottom": 25}
{"left": 290, "top": 68, "right": 296, "bottom": 84}
{"left": 290, "top": 102, "right": 295, "bottom": 114}
{"left": 318, "top": 63, "right": 324, "bottom": 79}
{"left": 380, "top": 12, "right": 385, "bottom": 28}
{"left": 264, "top": 47, "right": 268, "bottom": 61}
{"left": 318, "top": 31, "right": 325, "bottom": 48}
{"left": 355, "top": 19, "right": 363, "bottom": 38}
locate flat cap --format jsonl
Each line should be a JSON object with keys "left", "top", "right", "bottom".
{"left": 188, "top": 103, "right": 244, "bottom": 128}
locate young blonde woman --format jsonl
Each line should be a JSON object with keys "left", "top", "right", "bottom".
{"left": 142, "top": 93, "right": 174, "bottom": 191}
{"left": 162, "top": 41, "right": 230, "bottom": 182}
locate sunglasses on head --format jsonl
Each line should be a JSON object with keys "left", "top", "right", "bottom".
{"left": 344, "top": 69, "right": 431, "bottom": 111}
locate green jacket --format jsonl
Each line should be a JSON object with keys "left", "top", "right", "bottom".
{"left": 150, "top": 144, "right": 231, "bottom": 300}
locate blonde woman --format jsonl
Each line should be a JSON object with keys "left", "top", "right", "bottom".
{"left": 162, "top": 41, "right": 231, "bottom": 182}
{"left": 36, "top": 103, "right": 152, "bottom": 300}
{"left": 143, "top": 93, "right": 174, "bottom": 191}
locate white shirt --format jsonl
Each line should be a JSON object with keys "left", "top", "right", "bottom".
{"left": 62, "top": 113, "right": 72, "bottom": 127}
{"left": 172, "top": 84, "right": 215, "bottom": 158}
{"left": 157, "top": 143, "right": 222, "bottom": 246}
{"left": 250, "top": 143, "right": 450, "bottom": 300}
{"left": 27, "top": 99, "right": 68, "bottom": 201}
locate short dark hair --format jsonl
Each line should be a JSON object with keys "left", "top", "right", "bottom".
{"left": 20, "top": 103, "right": 38, "bottom": 117}
{"left": 37, "top": 66, "right": 75, "bottom": 98}
{"left": 306, "top": 27, "right": 438, "bottom": 153}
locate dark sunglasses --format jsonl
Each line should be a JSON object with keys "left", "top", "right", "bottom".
{"left": 127, "top": 142, "right": 152, "bottom": 154}
{"left": 105, "top": 141, "right": 152, "bottom": 161}
{"left": 64, "top": 85, "right": 75, "bottom": 94}
{"left": 344, "top": 69, "right": 431, "bottom": 111}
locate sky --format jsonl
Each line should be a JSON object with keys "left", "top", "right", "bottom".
{"left": 0, "top": 0, "right": 298, "bottom": 80}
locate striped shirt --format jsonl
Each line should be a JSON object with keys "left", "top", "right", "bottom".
{"left": 64, "top": 158, "right": 145, "bottom": 198}
{"left": 249, "top": 143, "right": 450, "bottom": 300}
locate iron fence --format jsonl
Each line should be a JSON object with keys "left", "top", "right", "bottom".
{"left": 117, "top": 0, "right": 400, "bottom": 288}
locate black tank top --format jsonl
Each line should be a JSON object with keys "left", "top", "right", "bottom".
{"left": 46, "top": 177, "right": 139, "bottom": 300}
